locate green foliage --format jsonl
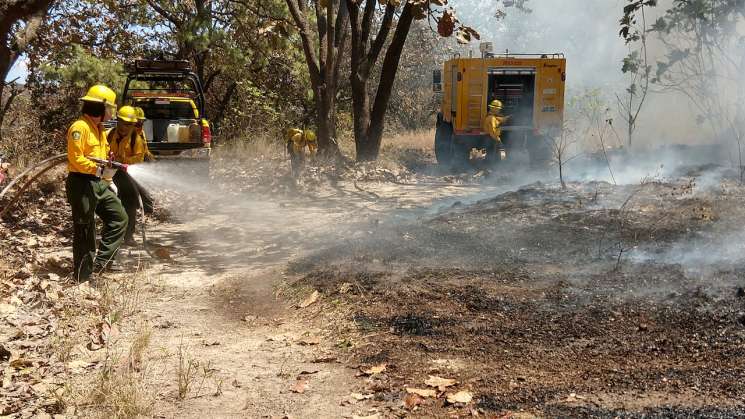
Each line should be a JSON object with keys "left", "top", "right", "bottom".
{"left": 22, "top": 0, "right": 310, "bottom": 138}
{"left": 621, "top": 51, "right": 641, "bottom": 74}
{"left": 39, "top": 45, "right": 126, "bottom": 92}
{"left": 650, "top": 0, "right": 744, "bottom": 83}
{"left": 619, "top": 0, "right": 657, "bottom": 42}
{"left": 31, "top": 45, "right": 126, "bottom": 132}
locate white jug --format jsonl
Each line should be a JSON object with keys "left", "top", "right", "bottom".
{"left": 167, "top": 123, "right": 180, "bottom": 143}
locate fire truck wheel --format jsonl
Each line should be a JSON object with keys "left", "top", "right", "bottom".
{"left": 435, "top": 115, "right": 454, "bottom": 166}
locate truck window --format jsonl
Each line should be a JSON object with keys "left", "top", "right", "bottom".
{"left": 137, "top": 101, "right": 196, "bottom": 120}
{"left": 487, "top": 68, "right": 536, "bottom": 127}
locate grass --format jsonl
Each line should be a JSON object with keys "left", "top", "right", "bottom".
{"left": 86, "top": 328, "right": 155, "bottom": 419}
{"left": 96, "top": 269, "right": 148, "bottom": 325}
{"left": 213, "top": 128, "right": 435, "bottom": 167}
{"left": 54, "top": 323, "right": 154, "bottom": 419}
{"left": 215, "top": 132, "right": 284, "bottom": 160}
{"left": 174, "top": 337, "right": 221, "bottom": 400}
{"left": 51, "top": 267, "right": 155, "bottom": 418}
{"left": 128, "top": 322, "right": 152, "bottom": 371}
{"left": 176, "top": 338, "right": 200, "bottom": 400}
{"left": 378, "top": 129, "right": 436, "bottom": 170}
{"left": 381, "top": 129, "right": 435, "bottom": 152}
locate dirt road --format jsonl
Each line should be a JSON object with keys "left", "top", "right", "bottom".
{"left": 127, "top": 156, "right": 745, "bottom": 417}
{"left": 127, "top": 173, "right": 505, "bottom": 418}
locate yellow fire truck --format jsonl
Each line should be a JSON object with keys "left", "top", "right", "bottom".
{"left": 433, "top": 46, "right": 566, "bottom": 167}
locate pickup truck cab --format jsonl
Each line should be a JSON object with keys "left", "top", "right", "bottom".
{"left": 121, "top": 60, "right": 212, "bottom": 160}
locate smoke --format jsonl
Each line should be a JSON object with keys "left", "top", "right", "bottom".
{"left": 454, "top": 0, "right": 630, "bottom": 87}
{"left": 448, "top": 0, "right": 730, "bottom": 145}
{"left": 126, "top": 160, "right": 212, "bottom": 195}
{"left": 631, "top": 228, "right": 745, "bottom": 274}
{"left": 562, "top": 144, "right": 732, "bottom": 185}
{"left": 122, "top": 2, "right": 745, "bottom": 296}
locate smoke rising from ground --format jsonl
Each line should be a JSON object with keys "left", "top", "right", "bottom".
{"left": 124, "top": 1, "right": 745, "bottom": 297}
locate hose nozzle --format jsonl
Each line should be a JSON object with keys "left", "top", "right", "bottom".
{"left": 88, "top": 157, "right": 129, "bottom": 172}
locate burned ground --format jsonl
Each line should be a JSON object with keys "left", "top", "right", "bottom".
{"left": 288, "top": 173, "right": 745, "bottom": 417}
{"left": 3, "top": 150, "right": 745, "bottom": 418}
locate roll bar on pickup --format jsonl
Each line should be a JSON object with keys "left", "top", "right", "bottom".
{"left": 122, "top": 60, "right": 206, "bottom": 117}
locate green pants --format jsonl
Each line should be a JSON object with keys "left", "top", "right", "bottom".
{"left": 287, "top": 141, "right": 305, "bottom": 177}
{"left": 113, "top": 171, "right": 142, "bottom": 242}
{"left": 113, "top": 171, "right": 154, "bottom": 241}
{"left": 65, "top": 173, "right": 128, "bottom": 280}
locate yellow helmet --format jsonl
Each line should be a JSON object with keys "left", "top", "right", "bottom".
{"left": 488, "top": 99, "right": 503, "bottom": 112}
{"left": 134, "top": 107, "right": 146, "bottom": 121}
{"left": 303, "top": 129, "right": 317, "bottom": 143}
{"left": 285, "top": 127, "right": 303, "bottom": 141}
{"left": 117, "top": 105, "right": 138, "bottom": 123}
{"left": 80, "top": 84, "right": 117, "bottom": 107}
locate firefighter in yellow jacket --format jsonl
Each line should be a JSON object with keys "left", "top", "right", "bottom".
{"left": 483, "top": 100, "right": 509, "bottom": 161}
{"left": 65, "top": 85, "right": 127, "bottom": 280}
{"left": 285, "top": 128, "right": 317, "bottom": 176}
{"left": 108, "top": 106, "right": 155, "bottom": 244}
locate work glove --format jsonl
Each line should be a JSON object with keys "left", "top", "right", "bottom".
{"left": 102, "top": 166, "right": 117, "bottom": 181}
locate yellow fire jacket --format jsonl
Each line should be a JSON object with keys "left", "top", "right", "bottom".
{"left": 483, "top": 114, "right": 508, "bottom": 146}
{"left": 108, "top": 128, "right": 153, "bottom": 164}
{"left": 67, "top": 115, "right": 109, "bottom": 175}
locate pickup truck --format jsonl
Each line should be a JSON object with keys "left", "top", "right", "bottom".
{"left": 121, "top": 60, "right": 212, "bottom": 160}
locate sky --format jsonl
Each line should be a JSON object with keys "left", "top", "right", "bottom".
{"left": 5, "top": 57, "right": 28, "bottom": 83}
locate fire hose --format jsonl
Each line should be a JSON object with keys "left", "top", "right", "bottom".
{"left": 0, "top": 154, "right": 152, "bottom": 256}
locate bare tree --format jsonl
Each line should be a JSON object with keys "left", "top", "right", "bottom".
{"left": 570, "top": 89, "right": 618, "bottom": 184}
{"left": 546, "top": 123, "right": 580, "bottom": 189}
{"left": 641, "top": 0, "right": 745, "bottom": 181}
{"left": 345, "top": 0, "right": 480, "bottom": 161}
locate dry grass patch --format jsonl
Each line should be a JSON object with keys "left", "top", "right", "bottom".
{"left": 53, "top": 270, "right": 156, "bottom": 418}
{"left": 84, "top": 323, "right": 155, "bottom": 419}
{"left": 379, "top": 129, "right": 436, "bottom": 170}
{"left": 381, "top": 129, "right": 435, "bottom": 152}
{"left": 217, "top": 133, "right": 284, "bottom": 160}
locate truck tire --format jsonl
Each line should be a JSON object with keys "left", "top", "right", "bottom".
{"left": 450, "top": 137, "right": 471, "bottom": 171}
{"left": 435, "top": 114, "right": 454, "bottom": 166}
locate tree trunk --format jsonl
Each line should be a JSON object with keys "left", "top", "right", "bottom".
{"left": 350, "top": 73, "right": 370, "bottom": 158}
{"left": 0, "top": 0, "right": 53, "bottom": 141}
{"left": 315, "top": 86, "right": 338, "bottom": 152}
{"left": 0, "top": 82, "right": 6, "bottom": 142}
{"left": 316, "top": 99, "right": 333, "bottom": 151}
{"left": 354, "top": 3, "right": 414, "bottom": 161}
{"left": 285, "top": 0, "right": 346, "bottom": 157}
{"left": 0, "top": 0, "right": 53, "bottom": 80}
